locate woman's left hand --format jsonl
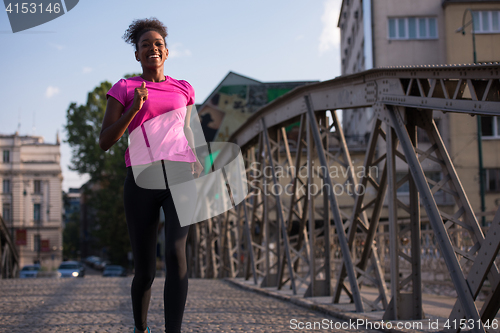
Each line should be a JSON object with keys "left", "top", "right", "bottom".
{"left": 191, "top": 159, "right": 204, "bottom": 178}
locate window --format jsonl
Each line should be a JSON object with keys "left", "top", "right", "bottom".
{"left": 481, "top": 116, "right": 500, "bottom": 138}
{"left": 34, "top": 180, "right": 41, "bottom": 194}
{"left": 34, "top": 203, "right": 41, "bottom": 223}
{"left": 34, "top": 234, "right": 40, "bottom": 252}
{"left": 2, "top": 203, "right": 10, "bottom": 222}
{"left": 3, "top": 150, "right": 9, "bottom": 163}
{"left": 3, "top": 179, "right": 10, "bottom": 193}
{"left": 472, "top": 11, "right": 500, "bottom": 33}
{"left": 486, "top": 169, "right": 500, "bottom": 192}
{"left": 388, "top": 17, "right": 438, "bottom": 40}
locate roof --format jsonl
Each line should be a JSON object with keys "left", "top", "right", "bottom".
{"left": 199, "top": 71, "right": 262, "bottom": 106}
{"left": 198, "top": 71, "right": 318, "bottom": 106}
{"left": 0, "top": 132, "right": 61, "bottom": 146}
{"left": 443, "top": 0, "right": 500, "bottom": 5}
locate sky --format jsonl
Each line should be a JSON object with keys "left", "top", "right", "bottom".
{"left": 0, "top": 0, "right": 342, "bottom": 191}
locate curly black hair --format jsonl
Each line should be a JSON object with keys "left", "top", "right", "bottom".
{"left": 123, "top": 18, "right": 168, "bottom": 51}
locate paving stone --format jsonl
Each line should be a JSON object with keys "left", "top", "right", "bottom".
{"left": 0, "top": 277, "right": 382, "bottom": 333}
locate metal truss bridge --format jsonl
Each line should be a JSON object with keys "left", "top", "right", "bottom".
{"left": 0, "top": 216, "right": 19, "bottom": 279}
{"left": 186, "top": 63, "right": 500, "bottom": 333}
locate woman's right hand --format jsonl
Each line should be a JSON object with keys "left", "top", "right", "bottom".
{"left": 99, "top": 82, "right": 147, "bottom": 151}
{"left": 132, "top": 81, "right": 148, "bottom": 112}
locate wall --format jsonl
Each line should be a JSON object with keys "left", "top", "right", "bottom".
{"left": 444, "top": 2, "right": 500, "bottom": 223}
{"left": 372, "top": 0, "right": 447, "bottom": 67}
{"left": 339, "top": 0, "right": 366, "bottom": 75}
{"left": 444, "top": 2, "right": 500, "bottom": 64}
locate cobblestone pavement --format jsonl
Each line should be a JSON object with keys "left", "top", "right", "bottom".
{"left": 0, "top": 277, "right": 382, "bottom": 333}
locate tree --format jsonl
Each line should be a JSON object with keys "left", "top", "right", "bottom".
{"left": 63, "top": 214, "right": 80, "bottom": 260}
{"left": 62, "top": 191, "right": 80, "bottom": 260}
{"left": 65, "top": 78, "right": 137, "bottom": 265}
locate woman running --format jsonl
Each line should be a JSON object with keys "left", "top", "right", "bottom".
{"left": 99, "top": 17, "right": 203, "bottom": 333}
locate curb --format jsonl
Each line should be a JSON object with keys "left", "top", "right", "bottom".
{"left": 223, "top": 278, "right": 433, "bottom": 333}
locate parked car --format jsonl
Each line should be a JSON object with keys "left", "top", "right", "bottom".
{"left": 95, "top": 260, "right": 109, "bottom": 271}
{"left": 84, "top": 256, "right": 101, "bottom": 268}
{"left": 19, "top": 264, "right": 40, "bottom": 278}
{"left": 57, "top": 261, "right": 85, "bottom": 278}
{"left": 102, "top": 265, "right": 127, "bottom": 277}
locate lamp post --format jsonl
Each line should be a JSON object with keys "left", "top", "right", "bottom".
{"left": 456, "top": 8, "right": 486, "bottom": 226}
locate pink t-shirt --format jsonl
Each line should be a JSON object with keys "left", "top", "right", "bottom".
{"left": 106, "top": 76, "right": 197, "bottom": 167}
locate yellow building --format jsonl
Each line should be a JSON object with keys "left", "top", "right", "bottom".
{"left": 338, "top": 0, "right": 500, "bottom": 224}
{"left": 443, "top": 0, "right": 500, "bottom": 224}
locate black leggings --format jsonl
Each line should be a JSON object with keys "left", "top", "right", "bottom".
{"left": 124, "top": 162, "right": 194, "bottom": 333}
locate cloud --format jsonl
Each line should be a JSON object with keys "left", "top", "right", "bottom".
{"left": 296, "top": 34, "right": 305, "bottom": 41}
{"left": 82, "top": 67, "right": 93, "bottom": 74}
{"left": 319, "top": 0, "right": 342, "bottom": 55}
{"left": 45, "top": 86, "right": 60, "bottom": 98}
{"left": 50, "top": 43, "right": 65, "bottom": 51}
{"left": 168, "top": 43, "right": 192, "bottom": 59}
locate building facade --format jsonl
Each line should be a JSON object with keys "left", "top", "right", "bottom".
{"left": 443, "top": 0, "right": 500, "bottom": 223}
{"left": 338, "top": 0, "right": 500, "bottom": 223}
{"left": 339, "top": 0, "right": 447, "bottom": 145}
{"left": 0, "top": 132, "right": 63, "bottom": 269}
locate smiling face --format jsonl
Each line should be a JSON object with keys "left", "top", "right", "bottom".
{"left": 135, "top": 30, "right": 169, "bottom": 70}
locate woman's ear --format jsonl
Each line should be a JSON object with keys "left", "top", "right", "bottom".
{"left": 135, "top": 50, "right": 139, "bottom": 61}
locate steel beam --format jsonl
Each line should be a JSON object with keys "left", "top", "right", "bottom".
{"left": 385, "top": 105, "right": 483, "bottom": 332}
{"left": 261, "top": 118, "right": 297, "bottom": 294}
{"left": 233, "top": 64, "right": 500, "bottom": 149}
{"left": 0, "top": 216, "right": 18, "bottom": 279}
{"left": 305, "top": 95, "right": 364, "bottom": 312}
{"left": 241, "top": 198, "right": 257, "bottom": 284}
{"left": 407, "top": 112, "right": 423, "bottom": 319}
{"left": 280, "top": 114, "right": 310, "bottom": 288}
{"left": 331, "top": 115, "right": 389, "bottom": 309}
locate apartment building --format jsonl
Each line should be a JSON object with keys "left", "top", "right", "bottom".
{"left": 338, "top": 0, "right": 500, "bottom": 223}
{"left": 0, "top": 132, "right": 63, "bottom": 269}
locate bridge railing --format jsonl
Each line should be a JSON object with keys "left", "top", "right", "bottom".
{"left": 0, "top": 214, "right": 19, "bottom": 279}
{"left": 186, "top": 63, "right": 500, "bottom": 332}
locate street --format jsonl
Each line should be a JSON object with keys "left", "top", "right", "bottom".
{"left": 0, "top": 276, "right": 381, "bottom": 333}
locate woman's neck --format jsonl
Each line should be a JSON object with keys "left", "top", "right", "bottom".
{"left": 141, "top": 69, "right": 166, "bottom": 82}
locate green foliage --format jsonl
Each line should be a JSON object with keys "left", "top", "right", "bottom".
{"left": 87, "top": 184, "right": 130, "bottom": 265}
{"left": 62, "top": 191, "right": 80, "bottom": 260}
{"left": 63, "top": 215, "right": 80, "bottom": 260}
{"left": 65, "top": 81, "right": 114, "bottom": 180}
{"left": 124, "top": 73, "right": 141, "bottom": 79}
{"left": 64, "top": 77, "right": 135, "bottom": 266}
